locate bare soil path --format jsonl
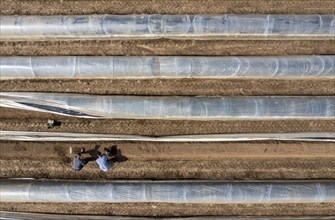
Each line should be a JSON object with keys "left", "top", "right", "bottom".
{"left": 1, "top": 140, "right": 334, "bottom": 180}
{"left": 2, "top": 40, "right": 334, "bottom": 56}
{"left": 1, "top": 0, "right": 334, "bottom": 216}
{"left": 1, "top": 108, "right": 334, "bottom": 136}
{"left": 2, "top": 0, "right": 334, "bottom": 15}
{"left": 1, "top": 203, "right": 334, "bottom": 217}
{"left": 1, "top": 78, "right": 334, "bottom": 96}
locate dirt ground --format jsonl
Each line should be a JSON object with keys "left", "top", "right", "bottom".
{"left": 1, "top": 0, "right": 335, "bottom": 217}
{"left": 2, "top": 140, "right": 334, "bottom": 159}
{"left": 1, "top": 78, "right": 334, "bottom": 96}
{"left": 2, "top": 203, "right": 335, "bottom": 217}
{"left": 1, "top": 140, "right": 334, "bottom": 180}
{"left": 2, "top": 40, "right": 335, "bottom": 56}
{"left": 1, "top": 107, "right": 334, "bottom": 136}
{"left": 2, "top": 157, "right": 335, "bottom": 180}
{"left": 2, "top": 0, "right": 334, "bottom": 15}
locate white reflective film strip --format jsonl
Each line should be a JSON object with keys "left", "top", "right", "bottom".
{"left": 1, "top": 180, "right": 334, "bottom": 203}
{"left": 0, "top": 131, "right": 334, "bottom": 142}
{"left": 1, "top": 212, "right": 333, "bottom": 220}
{"left": 1, "top": 93, "right": 334, "bottom": 119}
{"left": 1, "top": 14, "right": 334, "bottom": 40}
{"left": 1, "top": 56, "right": 334, "bottom": 79}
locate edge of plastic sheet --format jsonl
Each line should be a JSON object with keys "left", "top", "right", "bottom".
{"left": 0, "top": 131, "right": 334, "bottom": 142}
{"left": 1, "top": 211, "right": 334, "bottom": 220}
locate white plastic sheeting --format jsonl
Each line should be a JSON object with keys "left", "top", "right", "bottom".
{"left": 1, "top": 212, "right": 333, "bottom": 220}
{"left": 1, "top": 131, "right": 334, "bottom": 142}
{"left": 1, "top": 93, "right": 335, "bottom": 119}
{"left": 0, "top": 92, "right": 334, "bottom": 119}
{"left": 1, "top": 180, "right": 334, "bottom": 203}
{"left": 1, "top": 14, "right": 334, "bottom": 40}
{"left": 1, "top": 56, "right": 334, "bottom": 79}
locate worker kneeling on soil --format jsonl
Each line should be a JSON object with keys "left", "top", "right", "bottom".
{"left": 96, "top": 148, "right": 115, "bottom": 172}
{"left": 73, "top": 148, "right": 89, "bottom": 172}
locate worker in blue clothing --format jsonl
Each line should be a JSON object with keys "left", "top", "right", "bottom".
{"left": 73, "top": 148, "right": 89, "bottom": 172}
{"left": 96, "top": 147, "right": 116, "bottom": 172}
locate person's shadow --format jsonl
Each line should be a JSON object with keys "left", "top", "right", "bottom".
{"left": 112, "top": 145, "right": 128, "bottom": 163}
{"left": 81, "top": 145, "right": 101, "bottom": 162}
{"left": 81, "top": 144, "right": 128, "bottom": 163}
{"left": 106, "top": 145, "right": 128, "bottom": 163}
{"left": 74, "top": 144, "right": 129, "bottom": 173}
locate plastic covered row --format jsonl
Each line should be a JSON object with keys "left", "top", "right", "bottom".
{"left": 1, "top": 131, "right": 334, "bottom": 142}
{"left": 1, "top": 180, "right": 334, "bottom": 203}
{"left": 1, "top": 56, "right": 334, "bottom": 79}
{"left": 0, "top": 212, "right": 334, "bottom": 220}
{"left": 1, "top": 93, "right": 334, "bottom": 119}
{"left": 1, "top": 14, "right": 334, "bottom": 40}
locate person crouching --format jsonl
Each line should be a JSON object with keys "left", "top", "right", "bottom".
{"left": 96, "top": 148, "right": 114, "bottom": 172}
{"left": 73, "top": 148, "right": 89, "bottom": 172}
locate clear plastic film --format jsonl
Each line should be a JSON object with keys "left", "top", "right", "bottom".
{"left": 1, "top": 131, "right": 334, "bottom": 142}
{"left": 1, "top": 14, "right": 334, "bottom": 40}
{"left": 0, "top": 180, "right": 334, "bottom": 203}
{"left": 0, "top": 92, "right": 334, "bottom": 119}
{"left": 1, "top": 56, "right": 334, "bottom": 79}
{"left": 0, "top": 212, "right": 334, "bottom": 220}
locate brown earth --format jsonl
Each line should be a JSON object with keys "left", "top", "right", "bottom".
{"left": 1, "top": 78, "right": 335, "bottom": 96}
{"left": 2, "top": 0, "right": 334, "bottom": 15}
{"left": 2, "top": 140, "right": 334, "bottom": 160}
{"left": 1, "top": 40, "right": 334, "bottom": 56}
{"left": 2, "top": 157, "right": 335, "bottom": 180}
{"left": 1, "top": 107, "right": 334, "bottom": 136}
{"left": 1, "top": 0, "right": 335, "bottom": 217}
{"left": 1, "top": 203, "right": 334, "bottom": 217}
{"left": 0, "top": 140, "right": 334, "bottom": 180}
